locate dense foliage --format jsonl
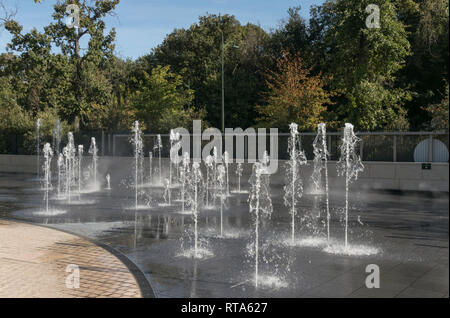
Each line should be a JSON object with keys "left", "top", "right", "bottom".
{"left": 0, "top": 0, "right": 448, "bottom": 153}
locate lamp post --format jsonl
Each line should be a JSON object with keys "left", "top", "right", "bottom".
{"left": 220, "top": 31, "right": 239, "bottom": 133}
{"left": 221, "top": 32, "right": 225, "bottom": 133}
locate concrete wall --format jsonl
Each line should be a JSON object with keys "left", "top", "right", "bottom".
{"left": 0, "top": 154, "right": 448, "bottom": 192}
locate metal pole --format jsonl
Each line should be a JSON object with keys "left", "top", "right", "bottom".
{"left": 221, "top": 32, "right": 225, "bottom": 133}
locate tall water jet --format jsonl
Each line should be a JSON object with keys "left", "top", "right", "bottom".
{"left": 223, "top": 151, "right": 230, "bottom": 195}
{"left": 170, "top": 130, "right": 181, "bottom": 185}
{"left": 284, "top": 123, "right": 307, "bottom": 245}
{"left": 212, "top": 147, "right": 219, "bottom": 205}
{"left": 261, "top": 151, "right": 270, "bottom": 170}
{"left": 62, "top": 146, "right": 68, "bottom": 199}
{"left": 188, "top": 162, "right": 202, "bottom": 258}
{"left": 131, "top": 121, "right": 144, "bottom": 210}
{"left": 155, "top": 135, "right": 163, "bottom": 185}
{"left": 204, "top": 155, "right": 213, "bottom": 207}
{"left": 217, "top": 164, "right": 226, "bottom": 237}
{"left": 148, "top": 152, "right": 153, "bottom": 183}
{"left": 106, "top": 174, "right": 111, "bottom": 190}
{"left": 236, "top": 163, "right": 243, "bottom": 193}
{"left": 180, "top": 152, "right": 190, "bottom": 213}
{"left": 248, "top": 162, "right": 273, "bottom": 288}
{"left": 337, "top": 123, "right": 364, "bottom": 248}
{"left": 88, "top": 137, "right": 98, "bottom": 187}
{"left": 163, "top": 178, "right": 172, "bottom": 205}
{"left": 36, "top": 118, "right": 41, "bottom": 180}
{"left": 52, "top": 119, "right": 61, "bottom": 154}
{"left": 312, "top": 123, "right": 331, "bottom": 241}
{"left": 65, "top": 132, "right": 76, "bottom": 204}
{"left": 42, "top": 143, "right": 53, "bottom": 213}
{"left": 57, "top": 153, "right": 64, "bottom": 199}
{"left": 77, "top": 145, "right": 84, "bottom": 199}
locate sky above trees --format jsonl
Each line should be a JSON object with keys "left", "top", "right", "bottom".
{"left": 0, "top": 0, "right": 324, "bottom": 59}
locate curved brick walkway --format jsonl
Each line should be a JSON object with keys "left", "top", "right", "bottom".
{"left": 0, "top": 220, "right": 142, "bottom": 298}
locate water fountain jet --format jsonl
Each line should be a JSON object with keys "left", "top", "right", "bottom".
{"left": 88, "top": 137, "right": 98, "bottom": 188}
{"left": 42, "top": 143, "right": 53, "bottom": 213}
{"left": 337, "top": 123, "right": 364, "bottom": 249}
{"left": 131, "top": 121, "right": 144, "bottom": 210}
{"left": 284, "top": 123, "right": 307, "bottom": 245}
{"left": 312, "top": 123, "right": 331, "bottom": 241}
{"left": 248, "top": 162, "right": 273, "bottom": 288}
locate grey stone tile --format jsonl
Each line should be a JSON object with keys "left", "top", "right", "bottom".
{"left": 396, "top": 287, "right": 446, "bottom": 298}
{"left": 349, "top": 287, "right": 402, "bottom": 298}
{"left": 410, "top": 278, "right": 449, "bottom": 294}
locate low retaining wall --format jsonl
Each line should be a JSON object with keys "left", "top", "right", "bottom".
{"left": 0, "top": 154, "right": 448, "bottom": 192}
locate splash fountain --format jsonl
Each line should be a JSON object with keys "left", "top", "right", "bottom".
{"left": 88, "top": 137, "right": 98, "bottom": 188}
{"left": 248, "top": 162, "right": 273, "bottom": 288}
{"left": 336, "top": 123, "right": 364, "bottom": 249}
{"left": 212, "top": 147, "right": 220, "bottom": 205}
{"left": 217, "top": 164, "right": 226, "bottom": 237}
{"left": 284, "top": 123, "right": 307, "bottom": 245}
{"left": 148, "top": 152, "right": 153, "bottom": 183}
{"left": 77, "top": 145, "right": 84, "bottom": 200}
{"left": 190, "top": 162, "right": 202, "bottom": 257}
{"left": 311, "top": 123, "right": 331, "bottom": 241}
{"left": 65, "top": 133, "right": 76, "bottom": 204}
{"left": 235, "top": 163, "right": 244, "bottom": 193}
{"left": 155, "top": 135, "right": 163, "bottom": 185}
{"left": 178, "top": 161, "right": 213, "bottom": 259}
{"left": 106, "top": 174, "right": 111, "bottom": 190}
{"left": 223, "top": 151, "right": 230, "bottom": 196}
{"left": 131, "top": 121, "right": 144, "bottom": 210}
{"left": 57, "top": 153, "right": 64, "bottom": 199}
{"left": 52, "top": 119, "right": 61, "bottom": 154}
{"left": 42, "top": 143, "right": 53, "bottom": 213}
{"left": 170, "top": 130, "right": 181, "bottom": 185}
{"left": 204, "top": 155, "right": 213, "bottom": 208}
{"left": 180, "top": 152, "right": 190, "bottom": 213}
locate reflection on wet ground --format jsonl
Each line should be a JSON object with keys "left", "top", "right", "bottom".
{"left": 0, "top": 172, "right": 448, "bottom": 298}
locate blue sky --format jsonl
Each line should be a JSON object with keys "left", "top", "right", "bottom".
{"left": 0, "top": 0, "right": 324, "bottom": 59}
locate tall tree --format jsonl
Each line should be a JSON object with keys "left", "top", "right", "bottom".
{"left": 310, "top": 0, "right": 411, "bottom": 130}
{"left": 153, "top": 14, "right": 269, "bottom": 129}
{"left": 256, "top": 51, "right": 333, "bottom": 131}
{"left": 132, "top": 65, "right": 202, "bottom": 133}
{"left": 266, "top": 6, "right": 312, "bottom": 66}
{"left": 44, "top": 0, "right": 119, "bottom": 128}
{"left": 397, "top": 0, "right": 449, "bottom": 129}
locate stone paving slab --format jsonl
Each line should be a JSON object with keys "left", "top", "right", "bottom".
{"left": 0, "top": 220, "right": 142, "bottom": 298}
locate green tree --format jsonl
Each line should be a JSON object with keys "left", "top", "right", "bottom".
{"left": 397, "top": 0, "right": 449, "bottom": 129}
{"left": 132, "top": 65, "right": 203, "bottom": 133}
{"left": 0, "top": 76, "right": 33, "bottom": 153}
{"left": 44, "top": 0, "right": 119, "bottom": 128}
{"left": 153, "top": 14, "right": 269, "bottom": 129}
{"left": 310, "top": 0, "right": 411, "bottom": 130}
{"left": 265, "top": 6, "right": 312, "bottom": 66}
{"left": 425, "top": 82, "right": 449, "bottom": 130}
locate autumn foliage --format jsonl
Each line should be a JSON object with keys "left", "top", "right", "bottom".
{"left": 256, "top": 50, "right": 334, "bottom": 131}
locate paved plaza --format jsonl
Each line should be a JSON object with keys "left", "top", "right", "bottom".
{"left": 0, "top": 171, "right": 448, "bottom": 298}
{"left": 0, "top": 219, "right": 142, "bottom": 298}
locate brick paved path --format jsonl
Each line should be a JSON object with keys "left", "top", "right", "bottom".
{"left": 0, "top": 219, "right": 142, "bottom": 298}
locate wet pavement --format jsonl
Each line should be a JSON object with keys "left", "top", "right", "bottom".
{"left": 0, "top": 170, "right": 448, "bottom": 298}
